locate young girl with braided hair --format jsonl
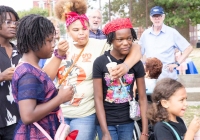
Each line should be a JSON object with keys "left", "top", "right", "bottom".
{"left": 147, "top": 78, "right": 200, "bottom": 140}
{"left": 43, "top": 0, "right": 142, "bottom": 139}
{"left": 12, "top": 14, "right": 73, "bottom": 139}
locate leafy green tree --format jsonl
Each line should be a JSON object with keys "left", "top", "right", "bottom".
{"left": 101, "top": 0, "right": 200, "bottom": 42}
{"left": 17, "top": 8, "right": 48, "bottom": 19}
{"left": 59, "top": 22, "right": 66, "bottom": 36}
{"left": 154, "top": 0, "right": 200, "bottom": 42}
{"left": 102, "top": 0, "right": 128, "bottom": 24}
{"left": 101, "top": 0, "right": 155, "bottom": 27}
{"left": 154, "top": 0, "right": 200, "bottom": 26}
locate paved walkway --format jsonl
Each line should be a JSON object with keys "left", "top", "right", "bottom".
{"left": 188, "top": 101, "right": 200, "bottom": 106}
{"left": 186, "top": 87, "right": 200, "bottom": 93}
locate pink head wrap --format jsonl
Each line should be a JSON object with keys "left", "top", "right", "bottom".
{"left": 103, "top": 18, "right": 133, "bottom": 35}
{"left": 65, "top": 12, "right": 89, "bottom": 29}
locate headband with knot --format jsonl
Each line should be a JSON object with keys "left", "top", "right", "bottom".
{"left": 103, "top": 18, "right": 133, "bottom": 35}
{"left": 65, "top": 12, "right": 89, "bottom": 29}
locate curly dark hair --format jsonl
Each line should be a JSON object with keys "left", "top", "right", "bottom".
{"left": 0, "top": 5, "right": 19, "bottom": 29}
{"left": 54, "top": 0, "right": 87, "bottom": 21}
{"left": 106, "top": 28, "right": 137, "bottom": 45}
{"left": 16, "top": 14, "right": 55, "bottom": 54}
{"left": 147, "top": 78, "right": 184, "bottom": 124}
{"left": 145, "top": 57, "right": 163, "bottom": 79}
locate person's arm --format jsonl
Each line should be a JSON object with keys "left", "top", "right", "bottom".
{"left": 136, "top": 77, "right": 148, "bottom": 140}
{"left": 112, "top": 43, "right": 142, "bottom": 79}
{"left": 43, "top": 56, "right": 62, "bottom": 80}
{"left": 43, "top": 40, "right": 69, "bottom": 80}
{"left": 167, "top": 45, "right": 193, "bottom": 72}
{"left": 184, "top": 116, "right": 200, "bottom": 140}
{"left": 93, "top": 78, "right": 112, "bottom": 140}
{"left": 0, "top": 67, "right": 14, "bottom": 82}
{"left": 18, "top": 74, "right": 73, "bottom": 124}
{"left": 177, "top": 45, "right": 193, "bottom": 64}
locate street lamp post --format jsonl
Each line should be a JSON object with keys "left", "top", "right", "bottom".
{"left": 99, "top": 0, "right": 101, "bottom": 10}
{"left": 146, "top": 0, "right": 148, "bottom": 28}
{"left": 47, "top": 0, "right": 52, "bottom": 17}
{"left": 129, "top": 0, "right": 133, "bottom": 22}
{"left": 108, "top": 0, "right": 111, "bottom": 21}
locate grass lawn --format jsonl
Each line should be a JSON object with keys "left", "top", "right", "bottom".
{"left": 189, "top": 48, "right": 200, "bottom": 73}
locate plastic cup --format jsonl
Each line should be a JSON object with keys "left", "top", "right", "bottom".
{"left": 194, "top": 129, "right": 200, "bottom": 140}
{"left": 62, "top": 85, "right": 72, "bottom": 105}
{"left": 106, "top": 62, "right": 117, "bottom": 78}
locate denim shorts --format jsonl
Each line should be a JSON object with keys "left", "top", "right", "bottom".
{"left": 96, "top": 122, "right": 134, "bottom": 140}
{"left": 64, "top": 114, "right": 96, "bottom": 140}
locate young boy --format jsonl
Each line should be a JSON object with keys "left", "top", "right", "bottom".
{"left": 0, "top": 5, "right": 21, "bottom": 139}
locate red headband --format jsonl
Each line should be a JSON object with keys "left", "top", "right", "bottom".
{"left": 65, "top": 12, "right": 89, "bottom": 29}
{"left": 103, "top": 18, "right": 133, "bottom": 35}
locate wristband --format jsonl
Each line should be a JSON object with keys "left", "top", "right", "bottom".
{"left": 174, "top": 61, "right": 180, "bottom": 67}
{"left": 54, "top": 49, "right": 67, "bottom": 60}
{"left": 123, "top": 62, "right": 129, "bottom": 71}
{"left": 141, "top": 133, "right": 149, "bottom": 137}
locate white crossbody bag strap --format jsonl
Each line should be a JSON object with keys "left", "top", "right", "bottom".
{"left": 33, "top": 122, "right": 53, "bottom": 140}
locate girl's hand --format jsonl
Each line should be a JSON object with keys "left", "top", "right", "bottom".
{"left": 0, "top": 67, "right": 15, "bottom": 81}
{"left": 140, "top": 134, "right": 148, "bottom": 140}
{"left": 57, "top": 85, "right": 74, "bottom": 103}
{"left": 102, "top": 133, "right": 112, "bottom": 140}
{"left": 111, "top": 63, "right": 128, "bottom": 79}
{"left": 57, "top": 40, "right": 69, "bottom": 56}
{"left": 188, "top": 116, "right": 200, "bottom": 134}
{"left": 165, "top": 64, "right": 177, "bottom": 72}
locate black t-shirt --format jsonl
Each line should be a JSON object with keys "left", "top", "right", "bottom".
{"left": 154, "top": 117, "right": 187, "bottom": 140}
{"left": 93, "top": 51, "right": 145, "bottom": 125}
{"left": 0, "top": 43, "right": 21, "bottom": 127}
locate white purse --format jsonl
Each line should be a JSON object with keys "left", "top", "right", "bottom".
{"left": 106, "top": 56, "right": 141, "bottom": 121}
{"left": 129, "top": 98, "right": 141, "bottom": 121}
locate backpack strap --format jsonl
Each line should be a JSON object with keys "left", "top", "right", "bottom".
{"left": 33, "top": 122, "right": 53, "bottom": 140}
{"left": 163, "top": 122, "right": 181, "bottom": 140}
{"left": 33, "top": 109, "right": 65, "bottom": 140}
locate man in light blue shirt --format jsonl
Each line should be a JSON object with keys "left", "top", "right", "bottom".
{"left": 139, "top": 6, "right": 193, "bottom": 80}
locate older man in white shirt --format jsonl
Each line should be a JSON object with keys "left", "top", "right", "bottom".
{"left": 139, "top": 6, "right": 193, "bottom": 80}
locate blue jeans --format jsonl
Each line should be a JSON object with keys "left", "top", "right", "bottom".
{"left": 64, "top": 114, "right": 96, "bottom": 140}
{"left": 96, "top": 122, "right": 134, "bottom": 140}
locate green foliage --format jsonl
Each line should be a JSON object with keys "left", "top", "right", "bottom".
{"left": 101, "top": 0, "right": 200, "bottom": 27}
{"left": 17, "top": 8, "right": 48, "bottom": 19}
{"left": 102, "top": 0, "right": 128, "bottom": 24}
{"left": 59, "top": 22, "right": 66, "bottom": 36}
{"left": 154, "top": 0, "right": 200, "bottom": 26}
{"left": 102, "top": 0, "right": 155, "bottom": 27}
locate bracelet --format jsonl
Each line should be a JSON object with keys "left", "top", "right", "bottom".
{"left": 123, "top": 62, "right": 129, "bottom": 71}
{"left": 174, "top": 61, "right": 180, "bottom": 67}
{"left": 54, "top": 49, "right": 67, "bottom": 60}
{"left": 141, "top": 133, "right": 149, "bottom": 137}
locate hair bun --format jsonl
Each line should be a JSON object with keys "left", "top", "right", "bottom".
{"left": 54, "top": 0, "right": 87, "bottom": 21}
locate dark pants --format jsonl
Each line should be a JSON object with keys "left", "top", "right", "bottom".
{"left": 0, "top": 124, "right": 16, "bottom": 140}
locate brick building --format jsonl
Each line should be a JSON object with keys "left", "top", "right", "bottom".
{"left": 33, "top": 0, "right": 59, "bottom": 16}
{"left": 33, "top": 0, "right": 59, "bottom": 9}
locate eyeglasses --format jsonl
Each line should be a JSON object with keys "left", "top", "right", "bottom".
{"left": 4, "top": 20, "right": 19, "bottom": 26}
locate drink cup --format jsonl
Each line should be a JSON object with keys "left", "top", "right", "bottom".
{"left": 61, "top": 85, "right": 72, "bottom": 105}
{"left": 106, "top": 62, "right": 117, "bottom": 78}
{"left": 194, "top": 129, "right": 200, "bottom": 140}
